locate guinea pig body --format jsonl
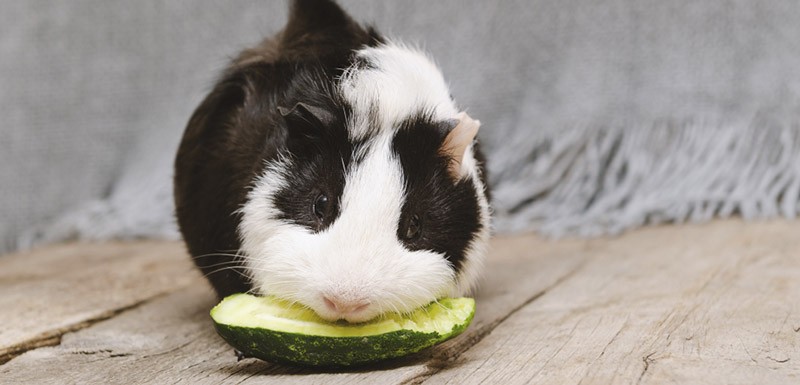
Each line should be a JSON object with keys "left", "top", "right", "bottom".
{"left": 174, "top": 0, "right": 490, "bottom": 322}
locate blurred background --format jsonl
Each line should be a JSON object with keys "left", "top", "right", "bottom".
{"left": 2, "top": 0, "right": 799, "bottom": 255}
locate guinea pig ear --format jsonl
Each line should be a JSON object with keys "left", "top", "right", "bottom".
{"left": 278, "top": 103, "right": 337, "bottom": 156}
{"left": 283, "top": 0, "right": 354, "bottom": 45}
{"left": 278, "top": 102, "right": 336, "bottom": 132}
{"left": 440, "top": 112, "right": 480, "bottom": 180}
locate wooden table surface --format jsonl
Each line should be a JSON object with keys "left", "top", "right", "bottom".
{"left": 1, "top": 220, "right": 798, "bottom": 384}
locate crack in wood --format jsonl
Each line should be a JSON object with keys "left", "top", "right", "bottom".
{"left": 737, "top": 337, "right": 759, "bottom": 365}
{"left": 765, "top": 356, "right": 790, "bottom": 364}
{"left": 0, "top": 292, "right": 168, "bottom": 366}
{"left": 218, "top": 360, "right": 264, "bottom": 383}
{"left": 597, "top": 317, "right": 629, "bottom": 360}
{"left": 401, "top": 261, "right": 587, "bottom": 385}
{"left": 234, "top": 365, "right": 272, "bottom": 385}
{"left": 524, "top": 319, "right": 582, "bottom": 383}
{"left": 142, "top": 338, "right": 197, "bottom": 359}
{"left": 71, "top": 349, "right": 112, "bottom": 355}
{"left": 0, "top": 334, "right": 61, "bottom": 366}
{"left": 575, "top": 317, "right": 631, "bottom": 384}
{"left": 636, "top": 352, "right": 656, "bottom": 385}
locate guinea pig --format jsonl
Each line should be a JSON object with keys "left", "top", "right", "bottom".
{"left": 174, "top": 0, "right": 490, "bottom": 323}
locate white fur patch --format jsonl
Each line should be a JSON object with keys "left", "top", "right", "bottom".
{"left": 339, "top": 42, "right": 459, "bottom": 140}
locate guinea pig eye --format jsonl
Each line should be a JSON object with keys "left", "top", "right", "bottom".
{"left": 313, "top": 194, "right": 328, "bottom": 221}
{"left": 405, "top": 214, "right": 422, "bottom": 240}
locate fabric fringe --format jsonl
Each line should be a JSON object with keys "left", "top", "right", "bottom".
{"left": 491, "top": 118, "right": 800, "bottom": 237}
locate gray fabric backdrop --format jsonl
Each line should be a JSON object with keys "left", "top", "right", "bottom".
{"left": 3, "top": 1, "right": 800, "bottom": 254}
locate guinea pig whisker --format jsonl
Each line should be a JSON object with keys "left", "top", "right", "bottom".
{"left": 198, "top": 260, "right": 246, "bottom": 269}
{"left": 387, "top": 292, "right": 413, "bottom": 316}
{"left": 383, "top": 294, "right": 403, "bottom": 316}
{"left": 202, "top": 264, "right": 247, "bottom": 273}
{"left": 189, "top": 251, "right": 243, "bottom": 260}
{"left": 203, "top": 266, "right": 251, "bottom": 281}
{"left": 190, "top": 251, "right": 261, "bottom": 264}
{"left": 191, "top": 254, "right": 245, "bottom": 262}
{"left": 431, "top": 298, "right": 454, "bottom": 315}
{"left": 201, "top": 266, "right": 247, "bottom": 277}
{"left": 270, "top": 293, "right": 311, "bottom": 313}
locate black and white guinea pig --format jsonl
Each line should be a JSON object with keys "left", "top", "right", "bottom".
{"left": 174, "top": 0, "right": 490, "bottom": 323}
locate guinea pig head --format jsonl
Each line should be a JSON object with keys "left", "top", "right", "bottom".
{"left": 237, "top": 48, "right": 490, "bottom": 322}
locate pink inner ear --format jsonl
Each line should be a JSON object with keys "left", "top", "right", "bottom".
{"left": 441, "top": 112, "right": 481, "bottom": 179}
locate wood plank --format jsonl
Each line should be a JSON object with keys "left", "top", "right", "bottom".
{"left": 0, "top": 233, "right": 590, "bottom": 384}
{"left": 0, "top": 241, "right": 201, "bottom": 363}
{"left": 4, "top": 220, "right": 796, "bottom": 384}
{"left": 422, "top": 220, "right": 800, "bottom": 384}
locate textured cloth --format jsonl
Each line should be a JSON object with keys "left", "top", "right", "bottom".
{"left": 3, "top": 1, "right": 800, "bottom": 254}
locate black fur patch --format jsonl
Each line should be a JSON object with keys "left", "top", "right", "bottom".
{"left": 392, "top": 113, "right": 484, "bottom": 273}
{"left": 271, "top": 77, "right": 363, "bottom": 233}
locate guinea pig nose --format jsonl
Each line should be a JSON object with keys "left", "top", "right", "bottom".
{"left": 322, "top": 296, "right": 370, "bottom": 314}
{"left": 323, "top": 297, "right": 338, "bottom": 312}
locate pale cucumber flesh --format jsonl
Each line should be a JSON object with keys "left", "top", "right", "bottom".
{"left": 211, "top": 294, "right": 475, "bottom": 338}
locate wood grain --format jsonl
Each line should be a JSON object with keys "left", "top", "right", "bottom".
{"left": 0, "top": 241, "right": 201, "bottom": 363}
{"left": 422, "top": 220, "right": 800, "bottom": 384}
{"left": 0, "top": 234, "right": 589, "bottom": 384}
{"left": 1, "top": 220, "right": 798, "bottom": 384}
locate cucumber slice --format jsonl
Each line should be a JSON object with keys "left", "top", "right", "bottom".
{"left": 210, "top": 294, "right": 475, "bottom": 368}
